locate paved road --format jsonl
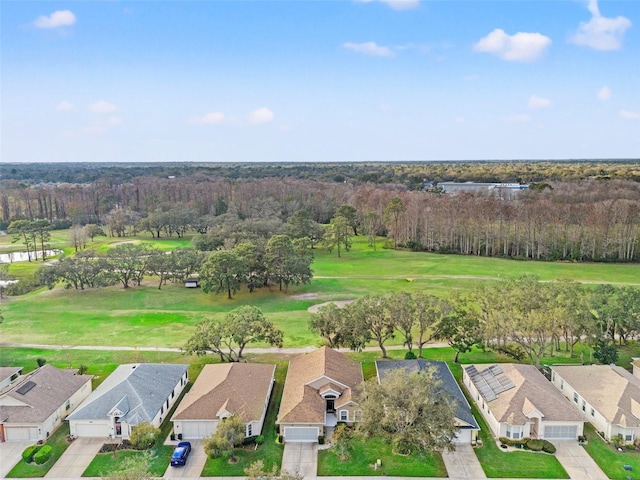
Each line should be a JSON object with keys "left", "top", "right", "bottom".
{"left": 0, "top": 343, "right": 449, "bottom": 354}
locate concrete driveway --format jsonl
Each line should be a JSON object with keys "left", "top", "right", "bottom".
{"left": 45, "top": 437, "right": 103, "bottom": 479}
{"left": 442, "top": 443, "right": 486, "bottom": 479}
{"left": 554, "top": 440, "right": 608, "bottom": 480}
{"left": 282, "top": 442, "right": 318, "bottom": 479}
{"left": 163, "top": 440, "right": 206, "bottom": 479}
{"left": 0, "top": 440, "right": 32, "bottom": 478}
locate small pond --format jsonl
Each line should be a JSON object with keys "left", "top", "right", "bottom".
{"left": 0, "top": 249, "right": 62, "bottom": 263}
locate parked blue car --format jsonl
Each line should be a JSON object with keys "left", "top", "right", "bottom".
{"left": 171, "top": 441, "right": 191, "bottom": 466}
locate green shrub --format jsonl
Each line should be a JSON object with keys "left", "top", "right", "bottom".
{"left": 404, "top": 351, "right": 417, "bottom": 360}
{"left": 243, "top": 436, "right": 257, "bottom": 446}
{"left": 33, "top": 445, "right": 52, "bottom": 465}
{"left": 129, "top": 421, "right": 160, "bottom": 449}
{"left": 22, "top": 445, "right": 40, "bottom": 463}
{"left": 255, "top": 435, "right": 265, "bottom": 445}
{"left": 542, "top": 441, "right": 556, "bottom": 454}
{"left": 499, "top": 437, "right": 513, "bottom": 446}
{"left": 526, "top": 439, "right": 544, "bottom": 451}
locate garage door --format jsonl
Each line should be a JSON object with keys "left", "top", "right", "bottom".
{"left": 73, "top": 422, "right": 109, "bottom": 438}
{"left": 454, "top": 428, "right": 472, "bottom": 444}
{"left": 543, "top": 425, "right": 577, "bottom": 439}
{"left": 5, "top": 427, "right": 38, "bottom": 441}
{"left": 284, "top": 427, "right": 319, "bottom": 443}
{"left": 181, "top": 422, "right": 217, "bottom": 439}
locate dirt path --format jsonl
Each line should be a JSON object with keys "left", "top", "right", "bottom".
{"left": 307, "top": 299, "right": 355, "bottom": 313}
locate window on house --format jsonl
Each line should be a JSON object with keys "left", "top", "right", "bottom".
{"left": 166, "top": 399, "right": 170, "bottom": 409}
{"left": 248, "top": 424, "right": 253, "bottom": 436}
{"left": 506, "top": 426, "right": 511, "bottom": 438}
{"left": 625, "top": 434, "right": 633, "bottom": 441}
{"left": 161, "top": 405, "right": 164, "bottom": 414}
{"left": 560, "top": 380, "right": 564, "bottom": 390}
{"left": 552, "top": 372, "right": 555, "bottom": 381}
{"left": 65, "top": 400, "right": 71, "bottom": 411}
{"left": 582, "top": 401, "right": 586, "bottom": 412}
{"left": 573, "top": 393, "right": 578, "bottom": 403}
{"left": 340, "top": 410, "right": 348, "bottom": 421}
{"left": 590, "top": 408, "right": 595, "bottom": 417}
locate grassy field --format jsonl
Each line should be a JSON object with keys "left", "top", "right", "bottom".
{"left": 2, "top": 234, "right": 639, "bottom": 349}
{"left": 7, "top": 424, "right": 72, "bottom": 478}
{"left": 582, "top": 423, "right": 640, "bottom": 479}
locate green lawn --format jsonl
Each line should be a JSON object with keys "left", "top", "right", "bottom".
{"left": 582, "top": 423, "right": 640, "bottom": 479}
{"left": 200, "top": 362, "right": 286, "bottom": 476}
{"left": 317, "top": 436, "right": 447, "bottom": 477}
{"left": 6, "top": 424, "right": 72, "bottom": 478}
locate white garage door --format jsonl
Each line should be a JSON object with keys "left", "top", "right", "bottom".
{"left": 181, "top": 422, "right": 217, "bottom": 439}
{"left": 544, "top": 425, "right": 578, "bottom": 439}
{"left": 284, "top": 427, "right": 319, "bottom": 443}
{"left": 5, "top": 427, "right": 38, "bottom": 441}
{"left": 454, "top": 428, "right": 472, "bottom": 444}
{"left": 73, "top": 422, "right": 109, "bottom": 438}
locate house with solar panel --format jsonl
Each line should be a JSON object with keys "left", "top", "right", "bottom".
{"left": 67, "top": 363, "right": 188, "bottom": 440}
{"left": 463, "top": 364, "right": 584, "bottom": 440}
{"left": 0, "top": 365, "right": 92, "bottom": 442}
{"left": 376, "top": 360, "right": 480, "bottom": 444}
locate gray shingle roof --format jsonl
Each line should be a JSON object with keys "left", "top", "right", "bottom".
{"left": 67, "top": 363, "right": 187, "bottom": 424}
{"left": 376, "top": 360, "right": 479, "bottom": 430}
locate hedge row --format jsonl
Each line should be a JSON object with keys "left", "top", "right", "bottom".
{"left": 498, "top": 437, "right": 556, "bottom": 454}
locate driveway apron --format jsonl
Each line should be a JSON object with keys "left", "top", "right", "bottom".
{"left": 282, "top": 442, "right": 318, "bottom": 479}
{"left": 0, "top": 440, "right": 32, "bottom": 478}
{"left": 45, "top": 437, "right": 103, "bottom": 479}
{"left": 554, "top": 440, "right": 608, "bottom": 480}
{"left": 163, "top": 440, "right": 206, "bottom": 479}
{"left": 442, "top": 444, "right": 486, "bottom": 479}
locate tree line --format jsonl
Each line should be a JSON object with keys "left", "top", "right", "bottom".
{"left": 309, "top": 277, "right": 640, "bottom": 366}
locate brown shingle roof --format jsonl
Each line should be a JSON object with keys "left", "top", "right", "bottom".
{"left": 0, "top": 364, "right": 92, "bottom": 424}
{"left": 278, "top": 347, "right": 363, "bottom": 424}
{"left": 468, "top": 364, "right": 583, "bottom": 424}
{"left": 552, "top": 365, "right": 640, "bottom": 427}
{"left": 171, "top": 363, "right": 275, "bottom": 422}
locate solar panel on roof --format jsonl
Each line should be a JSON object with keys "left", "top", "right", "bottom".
{"left": 15, "top": 381, "right": 36, "bottom": 395}
{"left": 467, "top": 365, "right": 515, "bottom": 401}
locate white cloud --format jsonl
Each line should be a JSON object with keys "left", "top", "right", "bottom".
{"left": 570, "top": 0, "right": 631, "bottom": 51}
{"left": 507, "top": 114, "right": 530, "bottom": 124}
{"left": 473, "top": 28, "right": 551, "bottom": 62}
{"left": 597, "top": 86, "right": 612, "bottom": 101}
{"left": 528, "top": 95, "right": 552, "bottom": 109}
{"left": 354, "top": 0, "right": 420, "bottom": 10}
{"left": 249, "top": 107, "right": 274, "bottom": 125}
{"left": 34, "top": 10, "right": 76, "bottom": 29}
{"left": 343, "top": 41, "right": 394, "bottom": 57}
{"left": 189, "top": 112, "right": 225, "bottom": 125}
{"left": 89, "top": 100, "right": 117, "bottom": 114}
{"left": 107, "top": 116, "right": 122, "bottom": 126}
{"left": 56, "top": 100, "right": 74, "bottom": 112}
{"left": 619, "top": 110, "right": 640, "bottom": 120}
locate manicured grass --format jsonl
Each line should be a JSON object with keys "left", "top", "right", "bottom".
{"left": 582, "top": 423, "right": 640, "bottom": 479}
{"left": 2, "top": 234, "right": 639, "bottom": 349}
{"left": 200, "top": 362, "right": 286, "bottom": 476}
{"left": 464, "top": 389, "right": 569, "bottom": 478}
{"left": 6, "top": 424, "right": 72, "bottom": 478}
{"left": 317, "top": 436, "right": 447, "bottom": 477}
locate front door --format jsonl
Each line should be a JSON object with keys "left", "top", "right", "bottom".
{"left": 326, "top": 399, "right": 335, "bottom": 412}
{"left": 115, "top": 417, "right": 122, "bottom": 436}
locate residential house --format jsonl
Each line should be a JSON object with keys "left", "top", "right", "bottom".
{"left": 0, "top": 365, "right": 92, "bottom": 442}
{"left": 463, "top": 364, "right": 583, "bottom": 440}
{"left": 0, "top": 367, "right": 23, "bottom": 391}
{"left": 277, "top": 346, "right": 363, "bottom": 443}
{"left": 171, "top": 363, "right": 275, "bottom": 439}
{"left": 67, "top": 363, "right": 188, "bottom": 440}
{"left": 551, "top": 365, "right": 640, "bottom": 444}
{"left": 376, "top": 360, "right": 480, "bottom": 444}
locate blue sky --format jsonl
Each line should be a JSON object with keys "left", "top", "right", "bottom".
{"left": 2, "top": 0, "right": 639, "bottom": 162}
